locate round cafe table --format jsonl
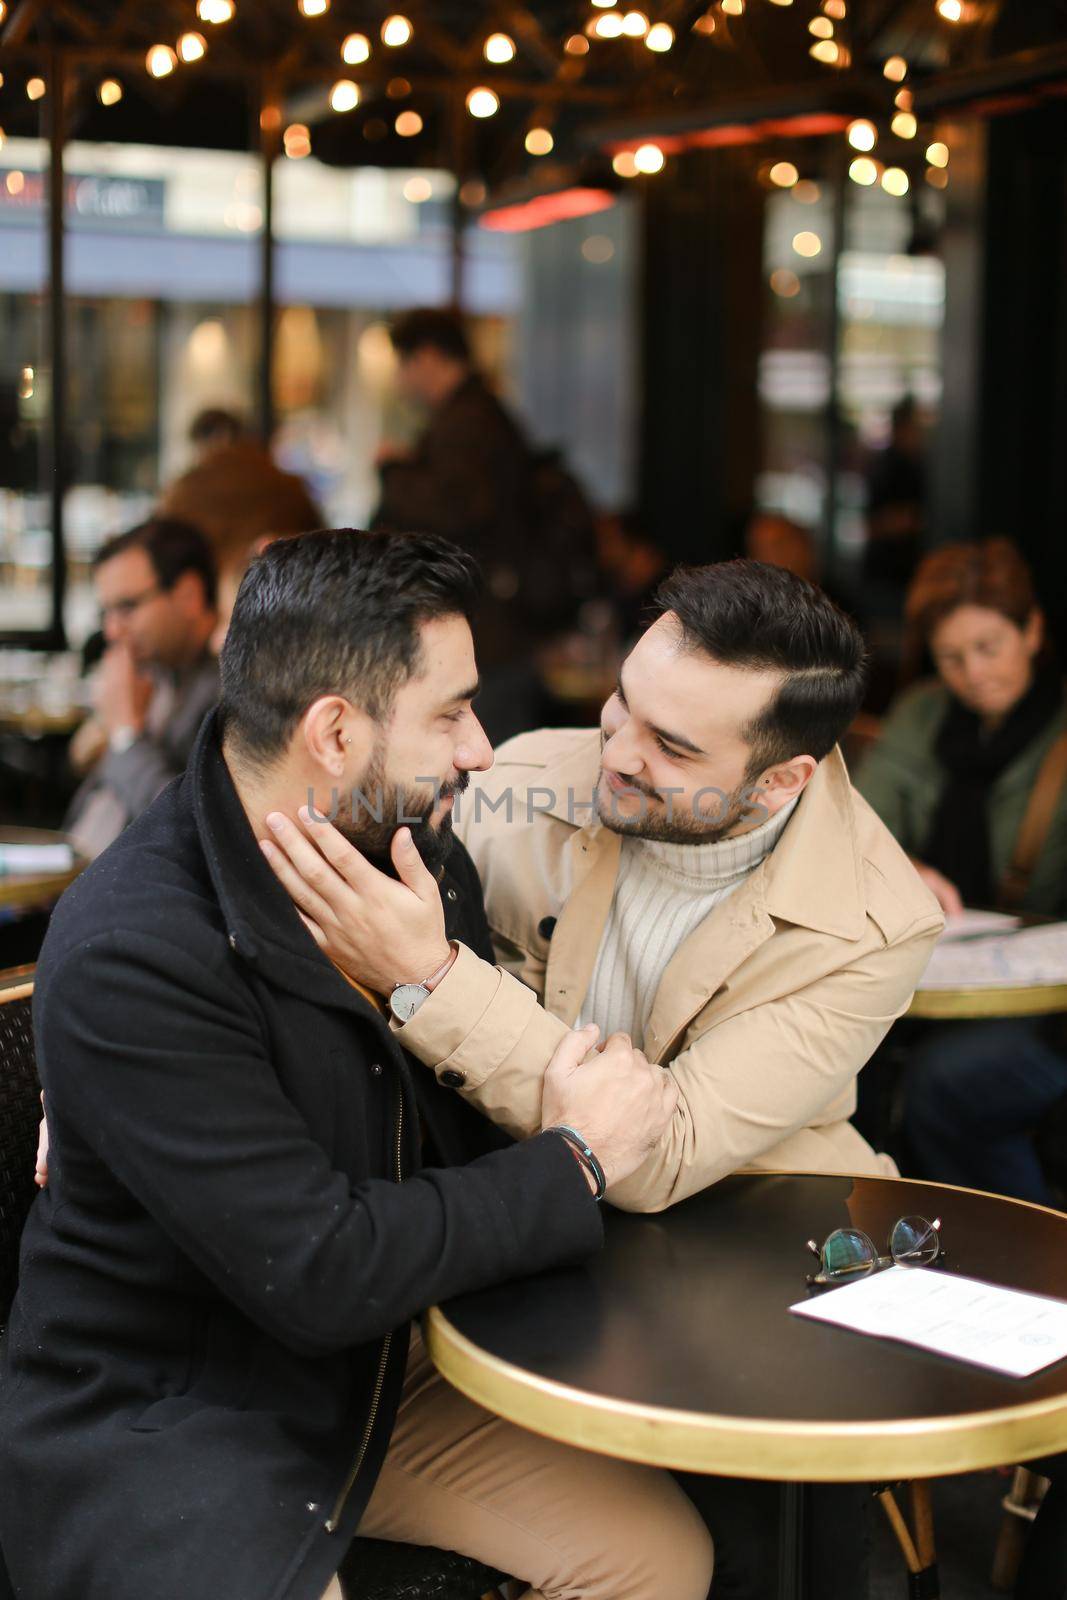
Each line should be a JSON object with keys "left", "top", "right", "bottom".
{"left": 426, "top": 1173, "right": 1067, "bottom": 1599}
{"left": 0, "top": 826, "right": 85, "bottom": 916}
{"left": 909, "top": 980, "right": 1067, "bottom": 1020}
{"left": 908, "top": 914, "right": 1067, "bottom": 1020}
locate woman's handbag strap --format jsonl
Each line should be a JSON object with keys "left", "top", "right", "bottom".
{"left": 999, "top": 730, "right": 1067, "bottom": 911}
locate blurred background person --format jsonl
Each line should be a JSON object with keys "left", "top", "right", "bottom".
{"left": 855, "top": 538, "right": 1067, "bottom": 1204}
{"left": 159, "top": 408, "right": 322, "bottom": 647}
{"left": 855, "top": 538, "right": 1066, "bottom": 917}
{"left": 373, "top": 308, "right": 598, "bottom": 744}
{"left": 65, "top": 519, "right": 219, "bottom": 860}
{"left": 862, "top": 396, "right": 928, "bottom": 611}
{"left": 743, "top": 511, "right": 819, "bottom": 586}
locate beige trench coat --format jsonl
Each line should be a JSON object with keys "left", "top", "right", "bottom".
{"left": 398, "top": 728, "right": 944, "bottom": 1212}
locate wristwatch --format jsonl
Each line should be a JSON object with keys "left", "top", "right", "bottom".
{"left": 109, "top": 725, "right": 142, "bottom": 754}
{"left": 388, "top": 945, "right": 457, "bottom": 1023}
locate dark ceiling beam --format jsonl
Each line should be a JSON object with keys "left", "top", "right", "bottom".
{"left": 910, "top": 38, "right": 1067, "bottom": 111}
{"left": 0, "top": 41, "right": 625, "bottom": 104}
{"left": 584, "top": 76, "right": 885, "bottom": 149}
{"left": 495, "top": 4, "right": 563, "bottom": 80}
{"left": 0, "top": 0, "right": 44, "bottom": 47}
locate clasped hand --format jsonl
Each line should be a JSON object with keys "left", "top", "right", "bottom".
{"left": 259, "top": 809, "right": 450, "bottom": 994}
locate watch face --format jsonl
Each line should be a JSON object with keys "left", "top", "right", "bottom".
{"left": 390, "top": 983, "right": 429, "bottom": 1022}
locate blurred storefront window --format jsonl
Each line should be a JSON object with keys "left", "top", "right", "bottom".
{"left": 0, "top": 139, "right": 518, "bottom": 645}
{"left": 756, "top": 153, "right": 945, "bottom": 587}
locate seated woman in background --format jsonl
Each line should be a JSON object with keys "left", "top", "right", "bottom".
{"left": 855, "top": 538, "right": 1067, "bottom": 1204}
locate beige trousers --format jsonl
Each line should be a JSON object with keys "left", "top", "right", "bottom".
{"left": 320, "top": 1326, "right": 713, "bottom": 1600}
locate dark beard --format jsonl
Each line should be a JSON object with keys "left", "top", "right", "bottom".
{"left": 595, "top": 772, "right": 762, "bottom": 844}
{"left": 336, "top": 742, "right": 470, "bottom": 876}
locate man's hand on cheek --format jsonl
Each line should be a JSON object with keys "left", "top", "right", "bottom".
{"left": 259, "top": 809, "right": 450, "bottom": 994}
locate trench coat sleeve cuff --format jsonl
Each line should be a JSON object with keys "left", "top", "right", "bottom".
{"left": 390, "top": 941, "right": 539, "bottom": 1090}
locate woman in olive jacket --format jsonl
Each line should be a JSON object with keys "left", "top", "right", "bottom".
{"left": 855, "top": 539, "right": 1067, "bottom": 1204}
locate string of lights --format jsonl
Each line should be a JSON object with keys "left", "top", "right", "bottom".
{"left": 0, "top": 1, "right": 1001, "bottom": 196}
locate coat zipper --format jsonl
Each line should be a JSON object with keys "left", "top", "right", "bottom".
{"left": 325, "top": 1077, "right": 404, "bottom": 1534}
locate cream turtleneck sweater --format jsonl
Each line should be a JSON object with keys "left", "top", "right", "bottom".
{"left": 579, "top": 798, "right": 798, "bottom": 1048}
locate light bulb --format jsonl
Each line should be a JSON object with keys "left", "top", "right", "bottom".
{"left": 283, "top": 124, "right": 311, "bottom": 158}
{"left": 342, "top": 33, "right": 370, "bottom": 64}
{"left": 621, "top": 11, "right": 649, "bottom": 37}
{"left": 466, "top": 87, "right": 500, "bottom": 119}
{"left": 848, "top": 157, "right": 879, "bottom": 186}
{"left": 645, "top": 23, "right": 674, "bottom": 50}
{"left": 330, "top": 80, "right": 360, "bottom": 112}
{"left": 633, "top": 143, "right": 665, "bottom": 174}
{"left": 381, "top": 15, "right": 412, "bottom": 48}
{"left": 178, "top": 32, "right": 207, "bottom": 62}
{"left": 484, "top": 32, "right": 515, "bottom": 63}
{"left": 145, "top": 46, "right": 176, "bottom": 78}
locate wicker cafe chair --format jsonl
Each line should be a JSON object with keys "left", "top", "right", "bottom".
{"left": 0, "top": 968, "right": 509, "bottom": 1600}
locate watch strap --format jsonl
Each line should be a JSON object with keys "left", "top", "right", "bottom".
{"left": 545, "top": 1124, "right": 607, "bottom": 1201}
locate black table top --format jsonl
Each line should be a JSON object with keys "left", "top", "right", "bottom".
{"left": 425, "top": 1173, "right": 1067, "bottom": 1481}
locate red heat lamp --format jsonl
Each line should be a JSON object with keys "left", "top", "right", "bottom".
{"left": 478, "top": 186, "right": 617, "bottom": 232}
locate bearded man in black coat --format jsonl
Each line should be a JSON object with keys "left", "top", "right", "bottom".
{"left": 0, "top": 531, "right": 707, "bottom": 1600}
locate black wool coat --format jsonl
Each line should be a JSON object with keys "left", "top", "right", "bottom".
{"left": 0, "top": 713, "right": 601, "bottom": 1600}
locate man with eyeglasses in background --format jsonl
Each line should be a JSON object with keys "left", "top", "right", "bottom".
{"left": 65, "top": 517, "right": 219, "bottom": 858}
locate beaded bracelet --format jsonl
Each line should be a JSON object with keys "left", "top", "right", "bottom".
{"left": 546, "top": 1124, "right": 607, "bottom": 1201}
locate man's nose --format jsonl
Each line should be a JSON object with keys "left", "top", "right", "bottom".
{"left": 455, "top": 715, "right": 494, "bottom": 773}
{"left": 102, "top": 611, "right": 124, "bottom": 645}
{"left": 601, "top": 723, "right": 642, "bottom": 776}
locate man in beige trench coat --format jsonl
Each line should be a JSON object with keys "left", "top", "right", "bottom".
{"left": 267, "top": 557, "right": 944, "bottom": 1212}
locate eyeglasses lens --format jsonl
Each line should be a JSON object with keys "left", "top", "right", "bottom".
{"left": 821, "top": 1227, "right": 878, "bottom": 1279}
{"left": 889, "top": 1215, "right": 940, "bottom": 1267}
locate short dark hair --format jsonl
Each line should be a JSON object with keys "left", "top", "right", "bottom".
{"left": 654, "top": 559, "right": 867, "bottom": 770}
{"left": 93, "top": 517, "right": 217, "bottom": 609}
{"left": 220, "top": 529, "right": 480, "bottom": 766}
{"left": 189, "top": 407, "right": 247, "bottom": 447}
{"left": 390, "top": 308, "right": 470, "bottom": 364}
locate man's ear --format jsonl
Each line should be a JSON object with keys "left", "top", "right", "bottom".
{"left": 755, "top": 754, "right": 818, "bottom": 813}
{"left": 172, "top": 568, "right": 210, "bottom": 618}
{"left": 301, "top": 696, "right": 375, "bottom": 781}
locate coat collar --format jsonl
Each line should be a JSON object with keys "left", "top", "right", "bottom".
{"left": 540, "top": 730, "right": 867, "bottom": 941}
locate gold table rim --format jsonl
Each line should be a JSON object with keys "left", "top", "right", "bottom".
{"left": 909, "top": 981, "right": 1067, "bottom": 1019}
{"left": 425, "top": 1175, "right": 1067, "bottom": 1483}
{"left": 0, "top": 827, "right": 85, "bottom": 912}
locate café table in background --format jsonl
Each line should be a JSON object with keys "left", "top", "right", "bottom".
{"left": 0, "top": 826, "right": 86, "bottom": 969}
{"left": 909, "top": 915, "right": 1067, "bottom": 1021}
{"left": 426, "top": 1173, "right": 1067, "bottom": 1600}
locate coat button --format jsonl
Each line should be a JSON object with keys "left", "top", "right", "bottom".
{"left": 445, "top": 886, "right": 458, "bottom": 903}
{"left": 439, "top": 1069, "right": 466, "bottom": 1089}
{"left": 228, "top": 933, "right": 238, "bottom": 952}
{"left": 369, "top": 1062, "right": 383, "bottom": 1076}
{"left": 538, "top": 915, "right": 557, "bottom": 941}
